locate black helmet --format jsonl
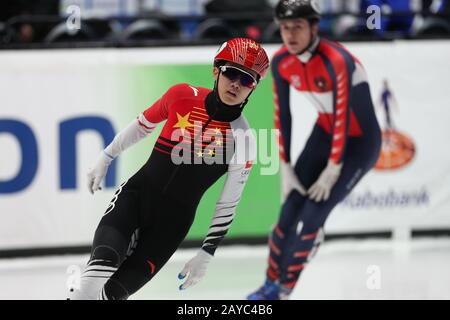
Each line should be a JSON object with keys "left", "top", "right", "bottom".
{"left": 275, "top": 0, "right": 321, "bottom": 22}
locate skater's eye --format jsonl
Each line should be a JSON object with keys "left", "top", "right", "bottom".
{"left": 220, "top": 66, "right": 257, "bottom": 89}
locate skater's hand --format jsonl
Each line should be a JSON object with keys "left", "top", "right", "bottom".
{"left": 280, "top": 161, "right": 307, "bottom": 201}
{"left": 178, "top": 249, "right": 212, "bottom": 290}
{"left": 87, "top": 151, "right": 113, "bottom": 194}
{"left": 308, "top": 160, "right": 342, "bottom": 202}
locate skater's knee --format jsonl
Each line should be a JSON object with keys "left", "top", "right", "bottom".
{"left": 100, "top": 279, "right": 130, "bottom": 300}
{"left": 297, "top": 219, "right": 323, "bottom": 239}
{"left": 90, "top": 226, "right": 129, "bottom": 266}
{"left": 90, "top": 245, "right": 122, "bottom": 268}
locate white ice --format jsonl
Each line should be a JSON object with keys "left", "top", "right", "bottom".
{"left": 0, "top": 238, "right": 449, "bottom": 300}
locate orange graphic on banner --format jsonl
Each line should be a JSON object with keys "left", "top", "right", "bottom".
{"left": 375, "top": 79, "right": 416, "bottom": 171}
{"left": 375, "top": 130, "right": 415, "bottom": 170}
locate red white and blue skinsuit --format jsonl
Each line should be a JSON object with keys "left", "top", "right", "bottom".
{"left": 267, "top": 37, "right": 381, "bottom": 290}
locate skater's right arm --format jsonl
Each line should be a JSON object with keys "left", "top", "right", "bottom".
{"left": 272, "top": 52, "right": 306, "bottom": 200}
{"left": 87, "top": 84, "right": 181, "bottom": 194}
{"left": 272, "top": 52, "right": 292, "bottom": 164}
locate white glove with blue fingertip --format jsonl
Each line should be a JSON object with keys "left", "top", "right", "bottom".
{"left": 178, "top": 249, "right": 212, "bottom": 290}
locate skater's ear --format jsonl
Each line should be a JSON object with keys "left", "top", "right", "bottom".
{"left": 213, "top": 66, "right": 220, "bottom": 80}
{"left": 311, "top": 21, "right": 320, "bottom": 36}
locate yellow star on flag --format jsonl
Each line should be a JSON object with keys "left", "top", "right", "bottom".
{"left": 214, "top": 128, "right": 221, "bottom": 134}
{"left": 207, "top": 149, "right": 215, "bottom": 156}
{"left": 196, "top": 150, "right": 203, "bottom": 158}
{"left": 173, "top": 112, "right": 194, "bottom": 134}
{"left": 215, "top": 138, "right": 223, "bottom": 146}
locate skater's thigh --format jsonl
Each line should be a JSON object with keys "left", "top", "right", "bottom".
{"left": 98, "top": 180, "right": 141, "bottom": 236}
{"left": 294, "top": 125, "right": 330, "bottom": 188}
{"left": 108, "top": 199, "right": 196, "bottom": 294}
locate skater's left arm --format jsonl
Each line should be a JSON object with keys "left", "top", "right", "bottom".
{"left": 308, "top": 50, "right": 356, "bottom": 202}
{"left": 178, "top": 162, "right": 254, "bottom": 290}
{"left": 202, "top": 124, "right": 256, "bottom": 255}
{"left": 178, "top": 127, "right": 256, "bottom": 290}
{"left": 202, "top": 161, "right": 254, "bottom": 255}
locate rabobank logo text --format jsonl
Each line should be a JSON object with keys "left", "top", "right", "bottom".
{"left": 341, "top": 188, "right": 430, "bottom": 209}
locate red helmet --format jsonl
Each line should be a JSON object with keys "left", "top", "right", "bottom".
{"left": 214, "top": 38, "right": 270, "bottom": 80}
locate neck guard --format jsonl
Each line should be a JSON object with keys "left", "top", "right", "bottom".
{"left": 205, "top": 90, "right": 244, "bottom": 122}
{"left": 297, "top": 36, "right": 320, "bottom": 63}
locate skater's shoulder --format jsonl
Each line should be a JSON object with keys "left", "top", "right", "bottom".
{"left": 230, "top": 115, "right": 255, "bottom": 139}
{"left": 230, "top": 113, "right": 248, "bottom": 126}
{"left": 230, "top": 115, "right": 256, "bottom": 163}
{"left": 319, "top": 39, "right": 358, "bottom": 64}
{"left": 272, "top": 46, "right": 291, "bottom": 64}
{"left": 273, "top": 45, "right": 290, "bottom": 59}
{"left": 165, "top": 83, "right": 211, "bottom": 100}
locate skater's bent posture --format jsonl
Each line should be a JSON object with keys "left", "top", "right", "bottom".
{"left": 248, "top": 0, "right": 381, "bottom": 300}
{"left": 69, "top": 38, "right": 269, "bottom": 300}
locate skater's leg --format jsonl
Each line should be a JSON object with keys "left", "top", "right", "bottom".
{"left": 278, "top": 139, "right": 379, "bottom": 295}
{"left": 99, "top": 199, "right": 196, "bottom": 300}
{"left": 248, "top": 126, "right": 329, "bottom": 300}
{"left": 69, "top": 180, "right": 140, "bottom": 300}
{"left": 265, "top": 192, "right": 306, "bottom": 282}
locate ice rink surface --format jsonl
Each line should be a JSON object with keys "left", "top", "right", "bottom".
{"left": 0, "top": 238, "right": 449, "bottom": 300}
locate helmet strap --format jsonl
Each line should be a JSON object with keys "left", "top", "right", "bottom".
{"left": 297, "top": 34, "right": 320, "bottom": 62}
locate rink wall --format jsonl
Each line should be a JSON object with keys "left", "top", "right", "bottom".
{"left": 1, "top": 40, "right": 449, "bottom": 254}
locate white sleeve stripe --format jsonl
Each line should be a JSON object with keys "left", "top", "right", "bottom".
{"left": 209, "top": 216, "right": 234, "bottom": 225}
{"left": 203, "top": 236, "right": 223, "bottom": 243}
{"left": 207, "top": 223, "right": 232, "bottom": 233}
{"left": 138, "top": 113, "right": 157, "bottom": 129}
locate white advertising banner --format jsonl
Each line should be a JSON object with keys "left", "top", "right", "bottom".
{"left": 0, "top": 40, "right": 449, "bottom": 251}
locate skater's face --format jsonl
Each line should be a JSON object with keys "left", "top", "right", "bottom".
{"left": 280, "top": 18, "right": 319, "bottom": 55}
{"left": 213, "top": 62, "right": 258, "bottom": 106}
